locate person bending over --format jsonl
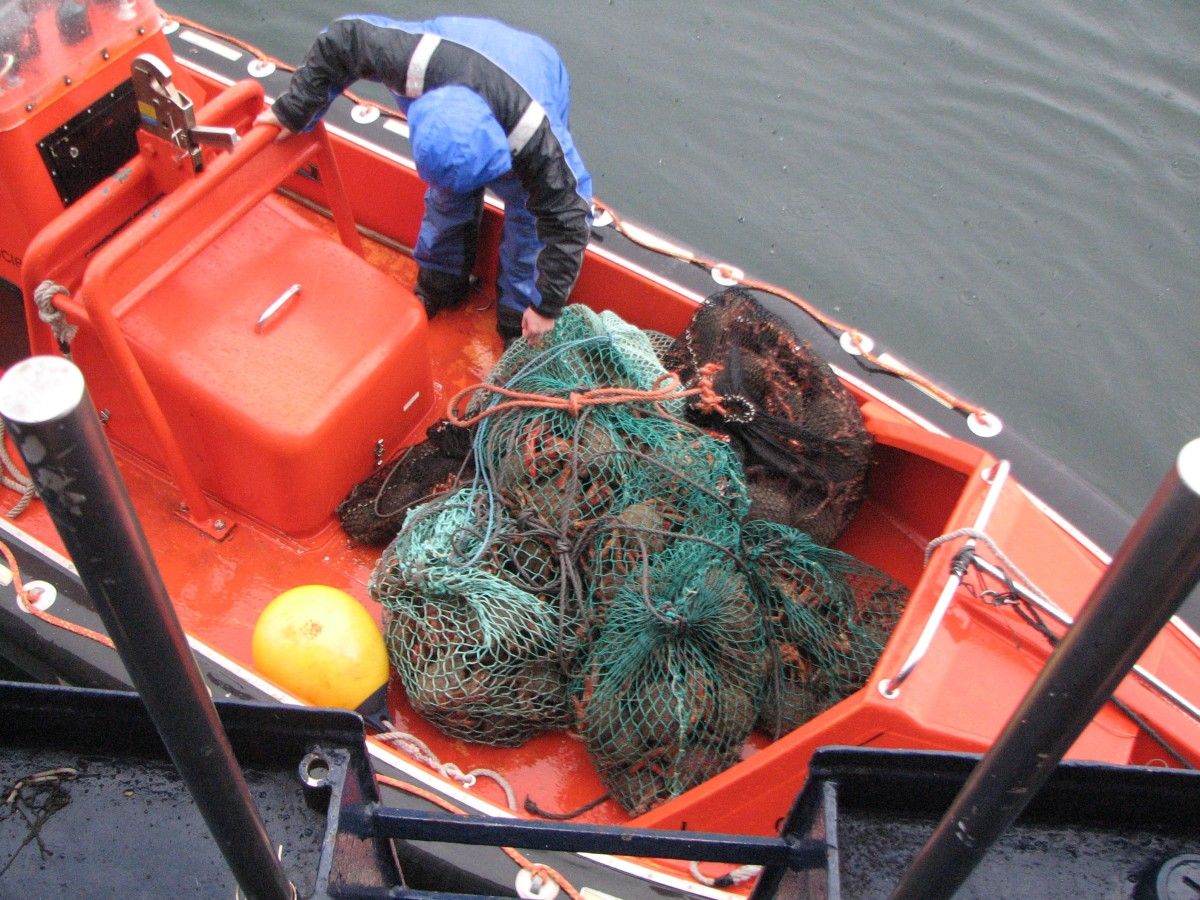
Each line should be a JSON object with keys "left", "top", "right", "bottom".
{"left": 256, "top": 15, "right": 593, "bottom": 345}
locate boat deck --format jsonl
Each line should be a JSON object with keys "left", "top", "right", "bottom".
{"left": 0, "top": 51, "right": 1198, "bottom": 900}
{"left": 5, "top": 190, "right": 1200, "bottom": 832}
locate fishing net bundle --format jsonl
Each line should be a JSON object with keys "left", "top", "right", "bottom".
{"left": 664, "top": 287, "right": 872, "bottom": 546}
{"left": 743, "top": 519, "right": 908, "bottom": 737}
{"left": 369, "top": 489, "right": 575, "bottom": 746}
{"left": 577, "top": 541, "right": 766, "bottom": 815}
{"left": 365, "top": 303, "right": 908, "bottom": 813}
{"left": 369, "top": 306, "right": 718, "bottom": 749}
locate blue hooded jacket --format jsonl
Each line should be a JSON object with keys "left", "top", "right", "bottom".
{"left": 271, "top": 15, "right": 592, "bottom": 317}
{"left": 406, "top": 85, "right": 511, "bottom": 193}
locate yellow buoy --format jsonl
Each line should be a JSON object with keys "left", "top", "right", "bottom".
{"left": 252, "top": 584, "right": 389, "bottom": 710}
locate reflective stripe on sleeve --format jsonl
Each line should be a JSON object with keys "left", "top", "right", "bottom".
{"left": 405, "top": 33, "right": 442, "bottom": 97}
{"left": 507, "top": 100, "right": 547, "bottom": 155}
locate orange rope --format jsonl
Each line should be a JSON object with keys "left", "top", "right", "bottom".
{"left": 0, "top": 539, "right": 115, "bottom": 650}
{"left": 446, "top": 371, "right": 724, "bottom": 428}
{"left": 591, "top": 199, "right": 989, "bottom": 418}
{"left": 375, "top": 772, "right": 585, "bottom": 900}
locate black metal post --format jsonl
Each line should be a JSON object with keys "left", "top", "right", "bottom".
{"left": 891, "top": 437, "right": 1200, "bottom": 900}
{"left": 368, "top": 807, "right": 823, "bottom": 869}
{"left": 0, "top": 357, "right": 294, "bottom": 900}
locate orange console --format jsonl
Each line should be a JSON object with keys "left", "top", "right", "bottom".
{"left": 107, "top": 193, "right": 433, "bottom": 537}
{"left": 0, "top": 1, "right": 201, "bottom": 289}
{"left": 22, "top": 70, "right": 434, "bottom": 538}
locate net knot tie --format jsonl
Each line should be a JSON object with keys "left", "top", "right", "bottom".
{"left": 691, "top": 362, "right": 730, "bottom": 417}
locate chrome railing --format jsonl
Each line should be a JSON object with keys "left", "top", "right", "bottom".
{"left": 878, "top": 459, "right": 1011, "bottom": 699}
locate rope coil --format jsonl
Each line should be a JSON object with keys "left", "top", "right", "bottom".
{"left": 33, "top": 281, "right": 77, "bottom": 353}
{"left": 376, "top": 728, "right": 518, "bottom": 811}
{"left": 1, "top": 420, "right": 35, "bottom": 518}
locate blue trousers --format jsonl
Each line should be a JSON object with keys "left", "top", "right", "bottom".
{"left": 413, "top": 172, "right": 541, "bottom": 318}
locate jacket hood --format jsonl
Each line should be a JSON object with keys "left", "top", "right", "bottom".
{"left": 408, "top": 86, "right": 512, "bottom": 193}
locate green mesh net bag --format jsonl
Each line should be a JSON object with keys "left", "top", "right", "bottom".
{"left": 370, "top": 490, "right": 575, "bottom": 746}
{"left": 466, "top": 306, "right": 685, "bottom": 538}
{"left": 577, "top": 541, "right": 767, "bottom": 815}
{"left": 742, "top": 520, "right": 908, "bottom": 737}
{"left": 583, "top": 412, "right": 748, "bottom": 636}
{"left": 664, "top": 287, "right": 872, "bottom": 546}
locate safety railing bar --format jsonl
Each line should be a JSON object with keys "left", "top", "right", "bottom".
{"left": 366, "top": 807, "right": 826, "bottom": 871}
{"left": 878, "top": 460, "right": 1011, "bottom": 699}
{"left": 972, "top": 555, "right": 1200, "bottom": 725}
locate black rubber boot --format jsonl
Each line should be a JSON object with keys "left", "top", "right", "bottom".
{"left": 496, "top": 305, "right": 523, "bottom": 348}
{"left": 415, "top": 268, "right": 472, "bottom": 318}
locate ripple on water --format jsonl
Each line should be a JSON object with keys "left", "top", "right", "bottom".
{"left": 1169, "top": 154, "right": 1200, "bottom": 180}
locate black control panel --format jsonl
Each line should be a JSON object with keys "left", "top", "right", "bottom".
{"left": 37, "top": 78, "right": 139, "bottom": 207}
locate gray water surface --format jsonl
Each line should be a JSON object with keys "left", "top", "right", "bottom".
{"left": 165, "top": 1, "right": 1199, "bottom": 523}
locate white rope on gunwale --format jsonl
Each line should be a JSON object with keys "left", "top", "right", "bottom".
{"left": 0, "top": 420, "right": 34, "bottom": 518}
{"left": 923, "top": 527, "right": 1051, "bottom": 604}
{"left": 34, "top": 280, "right": 78, "bottom": 352}
{"left": 375, "top": 727, "right": 519, "bottom": 812}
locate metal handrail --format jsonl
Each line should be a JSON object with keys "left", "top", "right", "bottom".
{"left": 878, "top": 459, "right": 1011, "bottom": 699}
{"left": 972, "top": 555, "right": 1200, "bottom": 724}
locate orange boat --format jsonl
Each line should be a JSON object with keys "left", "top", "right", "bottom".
{"left": 1, "top": 4, "right": 1198, "bottom": 897}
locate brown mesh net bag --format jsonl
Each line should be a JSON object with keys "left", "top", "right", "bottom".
{"left": 338, "top": 419, "right": 473, "bottom": 545}
{"left": 664, "top": 287, "right": 872, "bottom": 546}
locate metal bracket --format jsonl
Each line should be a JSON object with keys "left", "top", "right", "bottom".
{"left": 189, "top": 125, "right": 239, "bottom": 152}
{"left": 131, "top": 54, "right": 240, "bottom": 172}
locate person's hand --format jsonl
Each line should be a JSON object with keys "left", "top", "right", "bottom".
{"left": 254, "top": 107, "right": 295, "bottom": 142}
{"left": 522, "top": 307, "right": 556, "bottom": 344}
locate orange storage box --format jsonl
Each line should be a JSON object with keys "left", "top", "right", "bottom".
{"left": 110, "top": 195, "right": 433, "bottom": 536}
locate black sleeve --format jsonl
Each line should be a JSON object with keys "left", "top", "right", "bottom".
{"left": 270, "top": 19, "right": 415, "bottom": 134}
{"left": 513, "top": 122, "right": 591, "bottom": 318}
